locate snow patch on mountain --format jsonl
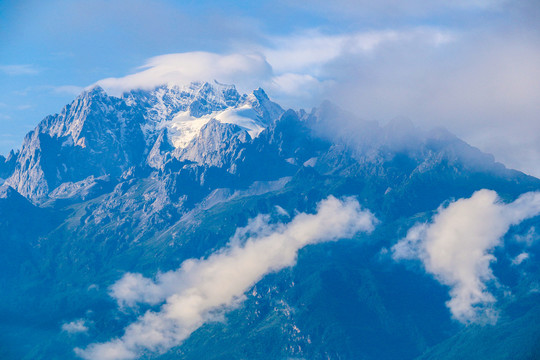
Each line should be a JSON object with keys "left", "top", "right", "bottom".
{"left": 126, "top": 81, "right": 282, "bottom": 149}
{"left": 165, "top": 105, "right": 266, "bottom": 149}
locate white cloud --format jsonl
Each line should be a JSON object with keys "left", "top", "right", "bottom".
{"left": 0, "top": 64, "right": 39, "bottom": 75}
{"left": 262, "top": 28, "right": 453, "bottom": 109}
{"left": 317, "top": 27, "right": 540, "bottom": 177}
{"left": 266, "top": 73, "right": 331, "bottom": 103}
{"left": 95, "top": 52, "right": 273, "bottom": 96}
{"left": 62, "top": 319, "right": 89, "bottom": 334}
{"left": 92, "top": 28, "right": 454, "bottom": 109}
{"left": 513, "top": 226, "right": 538, "bottom": 246}
{"left": 393, "top": 189, "right": 540, "bottom": 324}
{"left": 76, "top": 196, "right": 377, "bottom": 360}
{"left": 512, "top": 252, "right": 529, "bottom": 266}
{"left": 110, "top": 272, "right": 165, "bottom": 308}
{"left": 263, "top": 28, "right": 454, "bottom": 75}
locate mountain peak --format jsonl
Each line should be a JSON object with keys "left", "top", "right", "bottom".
{"left": 80, "top": 85, "right": 108, "bottom": 100}
{"left": 252, "top": 87, "right": 269, "bottom": 100}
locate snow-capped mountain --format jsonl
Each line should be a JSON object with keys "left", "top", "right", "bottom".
{"left": 1, "top": 82, "right": 540, "bottom": 360}
{"left": 124, "top": 81, "right": 283, "bottom": 148}
{"left": 5, "top": 81, "right": 283, "bottom": 200}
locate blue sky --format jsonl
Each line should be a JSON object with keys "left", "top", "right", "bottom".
{"left": 1, "top": 0, "right": 539, "bottom": 175}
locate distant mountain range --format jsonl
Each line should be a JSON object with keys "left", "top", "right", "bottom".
{"left": 1, "top": 81, "right": 539, "bottom": 360}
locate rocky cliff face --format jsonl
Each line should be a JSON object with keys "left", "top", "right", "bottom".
{"left": 6, "top": 82, "right": 284, "bottom": 202}
{"left": 6, "top": 87, "right": 145, "bottom": 199}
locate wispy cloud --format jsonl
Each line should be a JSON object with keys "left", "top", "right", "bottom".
{"left": 53, "top": 85, "right": 85, "bottom": 95}
{"left": 393, "top": 190, "right": 540, "bottom": 324}
{"left": 511, "top": 252, "right": 530, "bottom": 266}
{"left": 0, "top": 64, "right": 39, "bottom": 75}
{"left": 62, "top": 319, "right": 89, "bottom": 334}
{"left": 76, "top": 196, "right": 377, "bottom": 360}
{"left": 262, "top": 28, "right": 455, "bottom": 74}
{"left": 11, "top": 84, "right": 85, "bottom": 98}
{"left": 513, "top": 226, "right": 538, "bottom": 246}
{"left": 257, "top": 27, "right": 455, "bottom": 107}
{"left": 95, "top": 52, "right": 273, "bottom": 96}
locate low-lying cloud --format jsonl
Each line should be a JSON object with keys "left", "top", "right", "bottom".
{"left": 77, "top": 196, "right": 377, "bottom": 360}
{"left": 323, "top": 28, "right": 540, "bottom": 177}
{"left": 393, "top": 189, "right": 540, "bottom": 324}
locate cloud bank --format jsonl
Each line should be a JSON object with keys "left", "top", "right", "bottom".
{"left": 93, "top": 28, "right": 453, "bottom": 107}
{"left": 393, "top": 189, "right": 540, "bottom": 324}
{"left": 77, "top": 196, "right": 377, "bottom": 360}
{"left": 323, "top": 28, "right": 540, "bottom": 177}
